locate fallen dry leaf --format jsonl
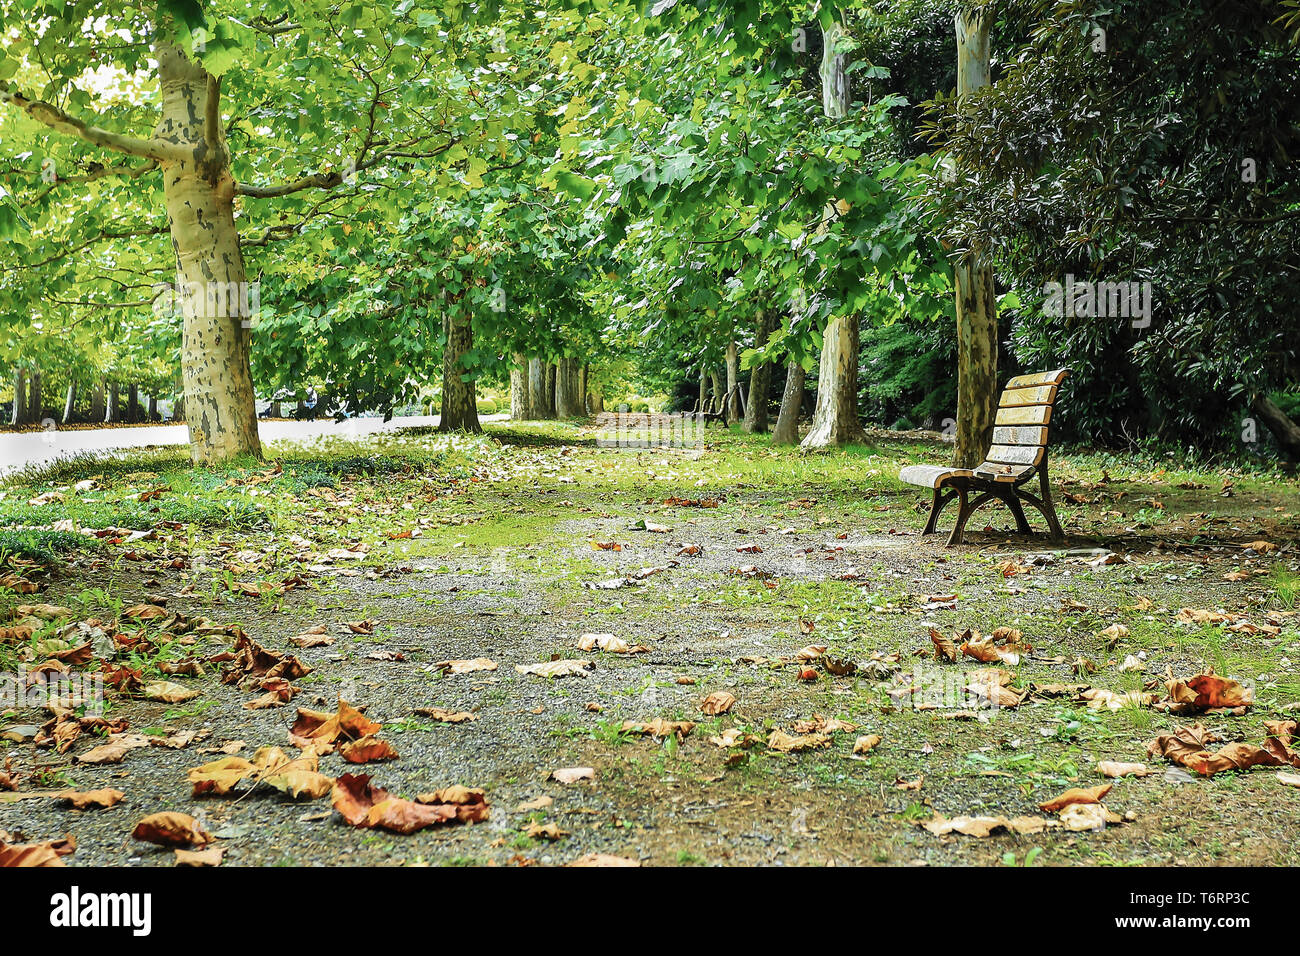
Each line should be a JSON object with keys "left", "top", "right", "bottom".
{"left": 132, "top": 812, "right": 212, "bottom": 848}
{"left": 699, "top": 691, "right": 736, "bottom": 715}
{"left": 852, "top": 734, "right": 882, "bottom": 754}
{"left": 61, "top": 788, "right": 125, "bottom": 810}
{"left": 515, "top": 659, "right": 593, "bottom": 678}
{"left": 174, "top": 846, "right": 224, "bottom": 867}
{"left": 551, "top": 767, "right": 594, "bottom": 784}
{"left": 1039, "top": 783, "right": 1112, "bottom": 812}
{"left": 1097, "top": 761, "right": 1153, "bottom": 778}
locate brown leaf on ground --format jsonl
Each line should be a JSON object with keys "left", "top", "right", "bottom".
{"left": 61, "top": 788, "right": 125, "bottom": 810}
{"left": 428, "top": 658, "right": 498, "bottom": 674}
{"left": 621, "top": 718, "right": 694, "bottom": 739}
{"left": 515, "top": 659, "right": 594, "bottom": 678}
{"left": 174, "top": 846, "right": 224, "bottom": 867}
{"left": 220, "top": 634, "right": 311, "bottom": 685}
{"left": 288, "top": 699, "right": 383, "bottom": 752}
{"left": 1039, "top": 783, "right": 1113, "bottom": 812}
{"left": 1059, "top": 803, "right": 1123, "bottom": 831}
{"left": 332, "top": 773, "right": 483, "bottom": 834}
{"left": 1147, "top": 721, "right": 1299, "bottom": 776}
{"left": 960, "top": 629, "right": 1020, "bottom": 666}
{"left": 766, "top": 730, "right": 831, "bottom": 753}
{"left": 0, "top": 834, "right": 75, "bottom": 866}
{"left": 922, "top": 815, "right": 1054, "bottom": 837}
{"left": 132, "top": 812, "right": 212, "bottom": 847}
{"left": 340, "top": 735, "right": 400, "bottom": 764}
{"left": 792, "top": 714, "right": 857, "bottom": 734}
{"left": 853, "top": 734, "right": 883, "bottom": 754}
{"left": 142, "top": 680, "right": 199, "bottom": 704}
{"left": 415, "top": 786, "right": 491, "bottom": 823}
{"left": 567, "top": 853, "right": 640, "bottom": 867}
{"left": 1097, "top": 761, "right": 1153, "bottom": 778}
{"left": 576, "top": 634, "right": 647, "bottom": 654}
{"left": 1159, "top": 669, "right": 1253, "bottom": 714}
{"left": 928, "top": 628, "right": 958, "bottom": 662}
{"left": 523, "top": 822, "right": 567, "bottom": 840}
{"left": 699, "top": 691, "right": 736, "bottom": 715}
{"left": 413, "top": 707, "right": 476, "bottom": 723}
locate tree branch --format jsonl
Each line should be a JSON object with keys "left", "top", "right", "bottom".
{"left": 235, "top": 138, "right": 458, "bottom": 198}
{"left": 0, "top": 86, "right": 185, "bottom": 163}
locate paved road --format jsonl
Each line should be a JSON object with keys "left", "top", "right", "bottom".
{"left": 0, "top": 415, "right": 507, "bottom": 477}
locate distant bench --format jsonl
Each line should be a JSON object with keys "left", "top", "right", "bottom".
{"left": 900, "top": 369, "right": 1068, "bottom": 546}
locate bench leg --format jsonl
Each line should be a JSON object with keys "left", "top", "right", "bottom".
{"left": 1004, "top": 492, "right": 1033, "bottom": 534}
{"left": 923, "top": 488, "right": 956, "bottom": 535}
{"left": 1038, "top": 467, "right": 1065, "bottom": 541}
{"left": 946, "top": 488, "right": 983, "bottom": 547}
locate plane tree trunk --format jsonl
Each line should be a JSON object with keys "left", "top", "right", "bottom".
{"left": 743, "top": 310, "right": 777, "bottom": 433}
{"left": 801, "top": 14, "right": 865, "bottom": 450}
{"left": 951, "top": 9, "right": 998, "bottom": 468}
{"left": 773, "top": 359, "right": 805, "bottom": 446}
{"left": 437, "top": 308, "right": 481, "bottom": 433}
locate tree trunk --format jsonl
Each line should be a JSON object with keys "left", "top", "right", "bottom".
{"left": 773, "top": 359, "right": 805, "bottom": 445}
{"left": 62, "top": 382, "right": 77, "bottom": 424}
{"left": 725, "top": 339, "right": 743, "bottom": 424}
{"left": 579, "top": 364, "right": 589, "bottom": 414}
{"left": 89, "top": 381, "right": 105, "bottom": 422}
{"left": 743, "top": 310, "right": 777, "bottom": 433}
{"left": 1252, "top": 393, "right": 1300, "bottom": 461}
{"left": 952, "top": 10, "right": 998, "bottom": 468}
{"left": 127, "top": 383, "right": 140, "bottom": 423}
{"left": 172, "top": 372, "right": 185, "bottom": 421}
{"left": 437, "top": 309, "right": 481, "bottom": 433}
{"left": 556, "top": 356, "right": 583, "bottom": 418}
{"left": 710, "top": 370, "right": 724, "bottom": 414}
{"left": 269, "top": 400, "right": 281, "bottom": 418}
{"left": 510, "top": 354, "right": 529, "bottom": 420}
{"left": 105, "top": 383, "right": 119, "bottom": 423}
{"left": 10, "top": 369, "right": 26, "bottom": 426}
{"left": 156, "top": 42, "right": 262, "bottom": 464}
{"left": 545, "top": 364, "right": 557, "bottom": 417}
{"left": 27, "top": 369, "right": 41, "bottom": 423}
{"left": 698, "top": 370, "right": 709, "bottom": 413}
{"left": 801, "top": 15, "right": 865, "bottom": 450}
{"left": 528, "top": 357, "right": 553, "bottom": 419}
{"left": 148, "top": 395, "right": 159, "bottom": 420}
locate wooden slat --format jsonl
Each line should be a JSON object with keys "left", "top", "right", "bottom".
{"left": 995, "top": 404, "right": 1053, "bottom": 426}
{"left": 974, "top": 462, "right": 1036, "bottom": 482}
{"left": 999, "top": 383, "right": 1058, "bottom": 407}
{"left": 983, "top": 444, "right": 1044, "bottom": 467}
{"left": 992, "top": 425, "right": 1048, "bottom": 446}
{"left": 899, "top": 465, "right": 972, "bottom": 489}
{"left": 1005, "top": 368, "right": 1068, "bottom": 389}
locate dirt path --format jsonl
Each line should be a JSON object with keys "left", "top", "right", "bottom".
{"left": 2, "top": 428, "right": 1297, "bottom": 866}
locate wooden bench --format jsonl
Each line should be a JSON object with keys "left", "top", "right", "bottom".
{"left": 899, "top": 369, "right": 1068, "bottom": 546}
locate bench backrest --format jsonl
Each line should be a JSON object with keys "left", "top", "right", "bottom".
{"left": 975, "top": 369, "right": 1069, "bottom": 481}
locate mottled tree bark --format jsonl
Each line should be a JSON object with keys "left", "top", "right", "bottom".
{"left": 510, "top": 353, "right": 530, "bottom": 420}
{"left": 725, "top": 339, "right": 743, "bottom": 424}
{"left": 952, "top": 10, "right": 998, "bottom": 468}
{"left": 155, "top": 43, "right": 262, "bottom": 463}
{"left": 697, "top": 370, "right": 709, "bottom": 413}
{"left": 105, "top": 383, "right": 120, "bottom": 423}
{"left": 89, "top": 381, "right": 105, "bottom": 422}
{"left": 556, "top": 356, "right": 584, "bottom": 418}
{"left": 528, "top": 357, "right": 553, "bottom": 419}
{"left": 801, "top": 14, "right": 865, "bottom": 449}
{"left": 10, "top": 369, "right": 26, "bottom": 426}
{"left": 743, "top": 310, "right": 778, "bottom": 433}
{"left": 773, "top": 359, "right": 805, "bottom": 446}
{"left": 438, "top": 309, "right": 481, "bottom": 433}
{"left": 27, "top": 369, "right": 41, "bottom": 423}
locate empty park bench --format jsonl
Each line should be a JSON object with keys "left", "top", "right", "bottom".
{"left": 899, "top": 369, "right": 1068, "bottom": 546}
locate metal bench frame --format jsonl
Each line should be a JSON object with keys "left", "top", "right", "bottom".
{"left": 902, "top": 369, "right": 1068, "bottom": 546}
